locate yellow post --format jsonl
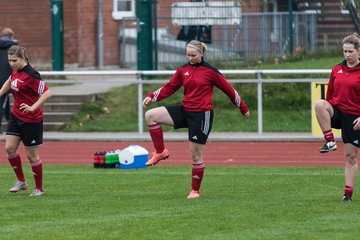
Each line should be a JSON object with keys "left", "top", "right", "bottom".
{"left": 311, "top": 82, "right": 341, "bottom": 136}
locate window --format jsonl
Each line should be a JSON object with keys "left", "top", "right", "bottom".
{"left": 112, "top": 0, "right": 135, "bottom": 20}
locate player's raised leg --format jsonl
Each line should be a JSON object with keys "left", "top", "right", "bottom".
{"left": 145, "top": 107, "right": 173, "bottom": 166}
{"left": 315, "top": 99, "right": 337, "bottom": 153}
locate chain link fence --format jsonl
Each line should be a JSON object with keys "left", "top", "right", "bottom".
{"left": 120, "top": 2, "right": 317, "bottom": 69}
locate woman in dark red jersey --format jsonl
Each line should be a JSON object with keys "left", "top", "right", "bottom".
{"left": 142, "top": 40, "right": 250, "bottom": 199}
{"left": 315, "top": 33, "right": 360, "bottom": 202}
{"left": 0, "top": 45, "right": 51, "bottom": 197}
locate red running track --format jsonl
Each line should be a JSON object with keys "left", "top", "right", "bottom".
{"left": 0, "top": 141, "right": 345, "bottom": 167}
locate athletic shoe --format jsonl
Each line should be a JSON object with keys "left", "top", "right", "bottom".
{"left": 341, "top": 195, "right": 352, "bottom": 202}
{"left": 30, "top": 188, "right": 44, "bottom": 197}
{"left": 187, "top": 190, "right": 200, "bottom": 199}
{"left": 9, "top": 180, "right": 28, "bottom": 193}
{"left": 146, "top": 148, "right": 170, "bottom": 166}
{"left": 319, "top": 141, "right": 337, "bottom": 153}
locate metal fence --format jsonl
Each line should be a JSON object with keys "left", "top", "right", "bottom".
{"left": 120, "top": 10, "right": 317, "bottom": 69}
{"left": 41, "top": 69, "right": 330, "bottom": 135}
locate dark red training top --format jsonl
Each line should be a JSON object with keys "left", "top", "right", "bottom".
{"left": 327, "top": 60, "right": 360, "bottom": 116}
{"left": 147, "top": 60, "right": 248, "bottom": 114}
{"left": 10, "top": 64, "right": 48, "bottom": 122}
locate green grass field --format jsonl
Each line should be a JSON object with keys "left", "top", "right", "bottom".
{"left": 59, "top": 55, "right": 343, "bottom": 133}
{"left": 2, "top": 54, "right": 353, "bottom": 239}
{"left": 1, "top": 165, "right": 359, "bottom": 240}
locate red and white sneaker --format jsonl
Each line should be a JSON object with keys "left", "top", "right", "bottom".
{"left": 9, "top": 180, "right": 28, "bottom": 193}
{"left": 146, "top": 148, "right": 170, "bottom": 166}
{"left": 187, "top": 190, "right": 200, "bottom": 199}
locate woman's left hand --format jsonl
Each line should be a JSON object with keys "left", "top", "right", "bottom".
{"left": 19, "top": 103, "right": 35, "bottom": 113}
{"left": 353, "top": 117, "right": 360, "bottom": 130}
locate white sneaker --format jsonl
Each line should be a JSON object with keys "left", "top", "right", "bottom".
{"left": 30, "top": 188, "right": 44, "bottom": 197}
{"left": 9, "top": 181, "right": 28, "bottom": 192}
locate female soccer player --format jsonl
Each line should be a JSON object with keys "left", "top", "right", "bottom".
{"left": 315, "top": 33, "right": 360, "bottom": 202}
{"left": 142, "top": 40, "right": 250, "bottom": 199}
{"left": 0, "top": 45, "right": 52, "bottom": 196}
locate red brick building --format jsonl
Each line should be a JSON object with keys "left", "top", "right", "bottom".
{"left": 0, "top": 0, "right": 120, "bottom": 69}
{"left": 0, "top": 0, "right": 270, "bottom": 70}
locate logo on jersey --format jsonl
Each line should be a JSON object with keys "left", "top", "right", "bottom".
{"left": 184, "top": 71, "right": 189, "bottom": 76}
{"left": 10, "top": 78, "right": 23, "bottom": 92}
{"left": 337, "top": 69, "right": 343, "bottom": 74}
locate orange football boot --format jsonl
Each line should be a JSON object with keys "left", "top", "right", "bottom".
{"left": 146, "top": 148, "right": 170, "bottom": 166}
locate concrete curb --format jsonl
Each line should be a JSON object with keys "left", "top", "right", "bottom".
{"left": 31, "top": 132, "right": 324, "bottom": 142}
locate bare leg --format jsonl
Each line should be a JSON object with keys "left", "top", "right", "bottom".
{"left": 189, "top": 141, "right": 205, "bottom": 164}
{"left": 314, "top": 99, "right": 333, "bottom": 132}
{"left": 6, "top": 135, "right": 26, "bottom": 183}
{"left": 5, "top": 135, "right": 22, "bottom": 156}
{"left": 145, "top": 107, "right": 173, "bottom": 165}
{"left": 315, "top": 100, "right": 337, "bottom": 153}
{"left": 344, "top": 143, "right": 358, "bottom": 189}
{"left": 26, "top": 146, "right": 44, "bottom": 193}
{"left": 145, "top": 106, "right": 174, "bottom": 126}
{"left": 25, "top": 146, "right": 40, "bottom": 163}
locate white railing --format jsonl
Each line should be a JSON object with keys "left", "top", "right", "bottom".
{"left": 40, "top": 69, "right": 331, "bottom": 134}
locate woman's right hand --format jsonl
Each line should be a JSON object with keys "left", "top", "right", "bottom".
{"left": 142, "top": 97, "right": 152, "bottom": 108}
{"left": 242, "top": 110, "right": 250, "bottom": 119}
{"left": 353, "top": 117, "right": 360, "bottom": 131}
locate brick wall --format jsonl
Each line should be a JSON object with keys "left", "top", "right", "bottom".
{"left": 63, "top": 0, "right": 80, "bottom": 64}
{"left": 103, "top": 1, "right": 121, "bottom": 66}
{"left": 0, "top": 0, "right": 52, "bottom": 68}
{"left": 0, "top": 0, "right": 120, "bottom": 69}
{"left": 0, "top": 0, "right": 264, "bottom": 69}
{"left": 75, "top": 0, "right": 98, "bottom": 67}
{"left": 63, "top": 0, "right": 121, "bottom": 67}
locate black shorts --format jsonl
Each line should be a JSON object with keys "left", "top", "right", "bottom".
{"left": 6, "top": 114, "right": 43, "bottom": 147}
{"left": 331, "top": 105, "right": 360, "bottom": 148}
{"left": 166, "top": 105, "right": 213, "bottom": 145}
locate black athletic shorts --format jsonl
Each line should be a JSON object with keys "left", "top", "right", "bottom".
{"left": 166, "top": 105, "right": 213, "bottom": 145}
{"left": 331, "top": 105, "right": 360, "bottom": 148}
{"left": 6, "top": 114, "right": 43, "bottom": 147}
